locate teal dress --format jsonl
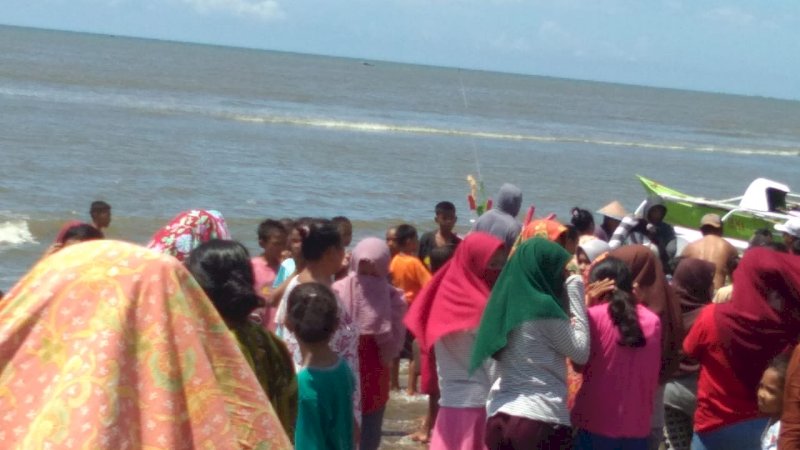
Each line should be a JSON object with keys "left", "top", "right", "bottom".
{"left": 295, "top": 358, "right": 356, "bottom": 450}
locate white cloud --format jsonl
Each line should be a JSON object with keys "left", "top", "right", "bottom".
{"left": 702, "top": 6, "right": 755, "bottom": 27}
{"left": 179, "top": 0, "right": 284, "bottom": 21}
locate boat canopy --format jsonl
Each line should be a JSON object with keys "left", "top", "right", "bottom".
{"left": 739, "top": 178, "right": 791, "bottom": 212}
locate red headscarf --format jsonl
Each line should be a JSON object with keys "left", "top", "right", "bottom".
{"left": 53, "top": 220, "right": 85, "bottom": 244}
{"left": 404, "top": 232, "right": 504, "bottom": 352}
{"left": 714, "top": 247, "right": 800, "bottom": 389}
{"left": 607, "top": 245, "right": 683, "bottom": 382}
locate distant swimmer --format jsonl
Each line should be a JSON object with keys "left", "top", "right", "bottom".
{"left": 90, "top": 200, "right": 112, "bottom": 233}
{"left": 681, "top": 214, "right": 739, "bottom": 290}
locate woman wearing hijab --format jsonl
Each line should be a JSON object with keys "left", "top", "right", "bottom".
{"left": 44, "top": 220, "right": 104, "bottom": 257}
{"left": 576, "top": 239, "right": 611, "bottom": 280}
{"left": 663, "top": 258, "right": 715, "bottom": 450}
{"left": 405, "top": 232, "right": 506, "bottom": 450}
{"left": 516, "top": 218, "right": 578, "bottom": 255}
{"left": 147, "top": 209, "right": 231, "bottom": 262}
{"left": 684, "top": 247, "right": 800, "bottom": 450}
{"left": 0, "top": 240, "right": 291, "bottom": 449}
{"left": 333, "top": 237, "right": 407, "bottom": 450}
{"left": 472, "top": 238, "right": 590, "bottom": 449}
{"left": 599, "top": 245, "right": 683, "bottom": 450}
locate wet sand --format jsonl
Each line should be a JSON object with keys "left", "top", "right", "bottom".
{"left": 379, "top": 362, "right": 429, "bottom": 449}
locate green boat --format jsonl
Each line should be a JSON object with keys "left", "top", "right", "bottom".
{"left": 638, "top": 175, "right": 799, "bottom": 243}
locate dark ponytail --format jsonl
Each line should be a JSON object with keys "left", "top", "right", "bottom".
{"left": 589, "top": 257, "right": 645, "bottom": 348}
{"left": 186, "top": 239, "right": 261, "bottom": 323}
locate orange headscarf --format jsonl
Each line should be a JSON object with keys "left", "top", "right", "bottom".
{"left": 0, "top": 240, "right": 291, "bottom": 449}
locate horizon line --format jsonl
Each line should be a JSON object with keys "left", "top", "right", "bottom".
{"left": 2, "top": 22, "right": 799, "bottom": 104}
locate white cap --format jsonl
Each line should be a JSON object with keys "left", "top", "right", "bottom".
{"left": 775, "top": 217, "right": 800, "bottom": 238}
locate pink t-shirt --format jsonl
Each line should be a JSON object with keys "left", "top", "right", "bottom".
{"left": 250, "top": 256, "right": 279, "bottom": 331}
{"left": 571, "top": 303, "right": 662, "bottom": 438}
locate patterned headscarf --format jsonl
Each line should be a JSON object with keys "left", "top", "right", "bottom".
{"left": 147, "top": 209, "right": 231, "bottom": 261}
{"left": 0, "top": 240, "right": 291, "bottom": 449}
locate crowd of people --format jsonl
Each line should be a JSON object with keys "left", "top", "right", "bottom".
{"left": 0, "top": 184, "right": 799, "bottom": 450}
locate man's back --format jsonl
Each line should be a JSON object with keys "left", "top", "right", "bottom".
{"left": 682, "top": 235, "right": 738, "bottom": 289}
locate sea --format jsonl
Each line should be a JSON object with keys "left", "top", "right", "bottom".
{"left": 1, "top": 23, "right": 800, "bottom": 446}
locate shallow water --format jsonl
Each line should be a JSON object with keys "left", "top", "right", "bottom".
{"left": 2, "top": 24, "right": 799, "bottom": 291}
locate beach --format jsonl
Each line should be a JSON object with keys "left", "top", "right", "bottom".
{"left": 1, "top": 24, "right": 800, "bottom": 447}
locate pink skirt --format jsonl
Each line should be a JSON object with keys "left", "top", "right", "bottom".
{"left": 430, "top": 406, "right": 488, "bottom": 450}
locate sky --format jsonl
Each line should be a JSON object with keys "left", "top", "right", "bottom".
{"left": 3, "top": 0, "right": 799, "bottom": 100}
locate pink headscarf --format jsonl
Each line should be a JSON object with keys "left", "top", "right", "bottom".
{"left": 332, "top": 237, "right": 406, "bottom": 360}
{"left": 404, "top": 232, "right": 504, "bottom": 352}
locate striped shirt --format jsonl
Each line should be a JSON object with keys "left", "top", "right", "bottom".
{"left": 434, "top": 331, "right": 496, "bottom": 408}
{"left": 486, "top": 275, "right": 590, "bottom": 425}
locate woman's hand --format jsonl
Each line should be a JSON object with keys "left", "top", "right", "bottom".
{"left": 586, "top": 278, "right": 615, "bottom": 300}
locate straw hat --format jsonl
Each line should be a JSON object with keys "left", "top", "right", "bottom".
{"left": 596, "top": 201, "right": 628, "bottom": 220}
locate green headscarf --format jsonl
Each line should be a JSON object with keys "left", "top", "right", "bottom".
{"left": 470, "top": 238, "right": 571, "bottom": 372}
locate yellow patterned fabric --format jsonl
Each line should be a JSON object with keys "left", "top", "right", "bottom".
{"left": 0, "top": 240, "right": 291, "bottom": 449}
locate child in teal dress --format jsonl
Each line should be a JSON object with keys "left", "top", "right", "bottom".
{"left": 287, "top": 282, "right": 356, "bottom": 450}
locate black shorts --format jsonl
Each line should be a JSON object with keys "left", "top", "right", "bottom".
{"left": 398, "top": 330, "right": 414, "bottom": 359}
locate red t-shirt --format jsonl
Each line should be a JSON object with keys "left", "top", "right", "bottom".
{"left": 683, "top": 306, "right": 762, "bottom": 433}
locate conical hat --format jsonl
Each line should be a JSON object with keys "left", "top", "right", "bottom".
{"left": 596, "top": 201, "right": 628, "bottom": 219}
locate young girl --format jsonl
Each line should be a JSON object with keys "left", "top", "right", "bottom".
{"left": 571, "top": 257, "right": 662, "bottom": 450}
{"left": 287, "top": 282, "right": 356, "bottom": 450}
{"left": 272, "top": 220, "right": 362, "bottom": 425}
{"left": 333, "top": 237, "right": 407, "bottom": 450}
{"left": 759, "top": 353, "right": 790, "bottom": 450}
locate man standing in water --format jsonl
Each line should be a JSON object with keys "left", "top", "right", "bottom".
{"left": 472, "top": 183, "right": 523, "bottom": 250}
{"left": 90, "top": 201, "right": 112, "bottom": 233}
{"left": 681, "top": 214, "right": 739, "bottom": 290}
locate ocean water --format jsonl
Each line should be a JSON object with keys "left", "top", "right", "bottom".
{"left": 1, "top": 24, "right": 800, "bottom": 448}
{"left": 2, "top": 24, "right": 799, "bottom": 287}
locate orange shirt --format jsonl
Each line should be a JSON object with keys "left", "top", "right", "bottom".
{"left": 390, "top": 252, "right": 431, "bottom": 304}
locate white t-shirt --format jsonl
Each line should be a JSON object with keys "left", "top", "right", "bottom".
{"left": 434, "top": 331, "right": 495, "bottom": 408}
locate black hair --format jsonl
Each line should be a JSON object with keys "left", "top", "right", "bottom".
{"left": 331, "top": 216, "right": 352, "bottom": 228}
{"left": 792, "top": 239, "right": 800, "bottom": 256}
{"left": 570, "top": 207, "right": 595, "bottom": 234}
{"left": 435, "top": 201, "right": 456, "bottom": 216}
{"left": 768, "top": 352, "right": 791, "bottom": 385}
{"left": 563, "top": 224, "right": 579, "bottom": 242}
{"left": 90, "top": 201, "right": 111, "bottom": 214}
{"left": 60, "top": 224, "right": 104, "bottom": 244}
{"left": 300, "top": 220, "right": 342, "bottom": 261}
{"left": 257, "top": 219, "right": 286, "bottom": 242}
{"left": 429, "top": 245, "right": 456, "bottom": 273}
{"left": 749, "top": 228, "right": 774, "bottom": 248}
{"left": 287, "top": 282, "right": 339, "bottom": 344}
{"left": 394, "top": 224, "right": 418, "bottom": 247}
{"left": 279, "top": 217, "right": 295, "bottom": 232}
{"left": 186, "top": 239, "right": 261, "bottom": 323}
{"left": 589, "top": 257, "right": 646, "bottom": 348}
